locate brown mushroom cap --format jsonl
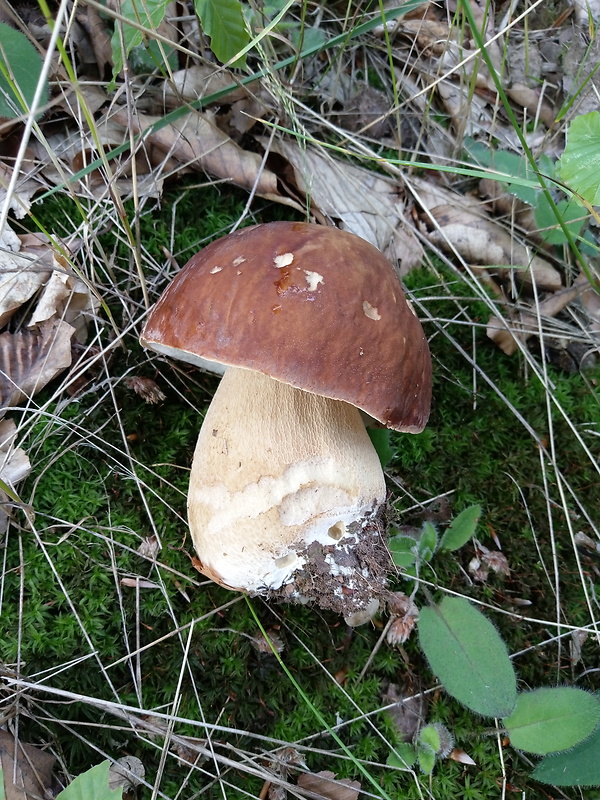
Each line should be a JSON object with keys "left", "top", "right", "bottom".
{"left": 141, "top": 221, "right": 431, "bottom": 431}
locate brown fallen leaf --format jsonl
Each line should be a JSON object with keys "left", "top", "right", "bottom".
{"left": 161, "top": 65, "right": 253, "bottom": 108}
{"left": 268, "top": 139, "right": 423, "bottom": 275}
{"left": 125, "top": 376, "right": 166, "bottom": 404}
{"left": 0, "top": 232, "right": 61, "bottom": 327}
{"left": 448, "top": 748, "right": 476, "bottom": 766}
{"left": 108, "top": 755, "right": 145, "bottom": 793}
{"left": 0, "top": 418, "right": 32, "bottom": 533}
{"left": 114, "top": 108, "right": 290, "bottom": 204}
{"left": 0, "top": 319, "right": 74, "bottom": 410}
{"left": 382, "top": 680, "right": 426, "bottom": 743}
{"left": 28, "top": 257, "right": 98, "bottom": 344}
{"left": 75, "top": 5, "right": 113, "bottom": 75}
{"left": 297, "top": 770, "right": 360, "bottom": 800}
{"left": 0, "top": 162, "right": 41, "bottom": 221}
{"left": 424, "top": 203, "right": 562, "bottom": 292}
{"left": 487, "top": 272, "right": 591, "bottom": 355}
{"left": 0, "top": 729, "right": 55, "bottom": 800}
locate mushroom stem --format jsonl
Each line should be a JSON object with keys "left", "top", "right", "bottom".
{"left": 189, "top": 367, "right": 389, "bottom": 609}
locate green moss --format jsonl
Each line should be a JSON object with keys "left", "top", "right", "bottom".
{"left": 2, "top": 185, "right": 598, "bottom": 798}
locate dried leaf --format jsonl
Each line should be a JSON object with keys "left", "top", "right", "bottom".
{"left": 0, "top": 418, "right": 32, "bottom": 533}
{"left": 107, "top": 756, "right": 145, "bottom": 792}
{"left": 0, "top": 162, "right": 40, "bottom": 219}
{"left": 297, "top": 771, "right": 360, "bottom": 800}
{"left": 424, "top": 203, "right": 562, "bottom": 292}
{"left": 448, "top": 748, "right": 477, "bottom": 766}
{"left": 161, "top": 65, "right": 252, "bottom": 108}
{"left": 269, "top": 139, "right": 423, "bottom": 274}
{"left": 115, "top": 108, "right": 286, "bottom": 202}
{"left": 137, "top": 534, "right": 161, "bottom": 559}
{"left": 0, "top": 319, "right": 74, "bottom": 409}
{"left": 0, "top": 232, "right": 60, "bottom": 327}
{"left": 28, "top": 260, "right": 98, "bottom": 343}
{"left": 487, "top": 273, "right": 590, "bottom": 355}
{"left": 382, "top": 681, "right": 426, "bottom": 743}
{"left": 0, "top": 729, "right": 55, "bottom": 800}
{"left": 125, "top": 376, "right": 166, "bottom": 404}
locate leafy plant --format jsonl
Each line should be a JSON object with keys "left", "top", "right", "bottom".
{"left": 558, "top": 110, "right": 600, "bottom": 205}
{"left": 463, "top": 139, "right": 588, "bottom": 247}
{"left": 387, "top": 509, "right": 600, "bottom": 784}
{"left": 111, "top": 0, "right": 251, "bottom": 78}
{"left": 0, "top": 21, "right": 49, "bottom": 117}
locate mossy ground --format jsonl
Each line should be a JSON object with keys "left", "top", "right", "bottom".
{"left": 1, "top": 181, "right": 599, "bottom": 798}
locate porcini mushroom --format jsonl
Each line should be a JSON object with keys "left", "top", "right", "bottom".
{"left": 140, "top": 222, "right": 431, "bottom": 617}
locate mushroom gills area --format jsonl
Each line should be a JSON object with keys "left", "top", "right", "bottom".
{"left": 188, "top": 367, "right": 391, "bottom": 614}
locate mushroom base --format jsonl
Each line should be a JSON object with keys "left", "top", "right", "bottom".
{"left": 271, "top": 513, "right": 392, "bottom": 619}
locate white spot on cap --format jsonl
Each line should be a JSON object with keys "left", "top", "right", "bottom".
{"left": 274, "top": 252, "right": 294, "bottom": 269}
{"left": 210, "top": 266, "right": 222, "bottom": 274}
{"left": 233, "top": 256, "right": 246, "bottom": 266}
{"left": 362, "top": 301, "right": 381, "bottom": 321}
{"left": 359, "top": 347, "right": 364, "bottom": 356}
{"left": 304, "top": 270, "right": 324, "bottom": 291}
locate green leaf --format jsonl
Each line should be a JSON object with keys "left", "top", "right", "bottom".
{"left": 0, "top": 21, "right": 48, "bottom": 118}
{"left": 418, "top": 724, "right": 441, "bottom": 752}
{"left": 463, "top": 140, "right": 538, "bottom": 206}
{"left": 416, "top": 744, "right": 436, "bottom": 775}
{"left": 194, "top": 0, "right": 250, "bottom": 67}
{"left": 387, "top": 743, "right": 417, "bottom": 769}
{"left": 532, "top": 723, "right": 600, "bottom": 786}
{"left": 417, "top": 521, "right": 437, "bottom": 562}
{"left": 558, "top": 111, "right": 600, "bottom": 205}
{"left": 0, "top": 767, "right": 5, "bottom": 800}
{"left": 111, "top": 0, "right": 171, "bottom": 79}
{"left": 57, "top": 761, "right": 122, "bottom": 800}
{"left": 128, "top": 39, "right": 177, "bottom": 76}
{"left": 418, "top": 596, "right": 517, "bottom": 718}
{"left": 504, "top": 688, "right": 600, "bottom": 755}
{"left": 534, "top": 195, "right": 586, "bottom": 244}
{"left": 439, "top": 504, "right": 482, "bottom": 552}
{"left": 367, "top": 428, "right": 393, "bottom": 468}
{"left": 389, "top": 534, "right": 418, "bottom": 568}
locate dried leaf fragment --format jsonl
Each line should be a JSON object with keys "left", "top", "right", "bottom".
{"left": 125, "top": 376, "right": 166, "bottom": 404}
{"left": 297, "top": 770, "right": 360, "bottom": 800}
{"left": 108, "top": 755, "right": 145, "bottom": 792}
{"left": 0, "top": 729, "right": 55, "bottom": 800}
{"left": 114, "top": 108, "right": 283, "bottom": 201}
{"left": 0, "top": 418, "right": 32, "bottom": 533}
{"left": 269, "top": 139, "right": 423, "bottom": 274}
{"left": 0, "top": 319, "right": 74, "bottom": 410}
{"left": 424, "top": 204, "right": 562, "bottom": 292}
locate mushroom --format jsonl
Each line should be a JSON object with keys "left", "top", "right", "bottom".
{"left": 140, "top": 222, "right": 431, "bottom": 617}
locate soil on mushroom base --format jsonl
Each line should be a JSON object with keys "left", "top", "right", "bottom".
{"left": 269, "top": 514, "right": 393, "bottom": 617}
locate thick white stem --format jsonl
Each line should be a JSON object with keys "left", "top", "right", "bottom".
{"left": 188, "top": 367, "right": 386, "bottom": 595}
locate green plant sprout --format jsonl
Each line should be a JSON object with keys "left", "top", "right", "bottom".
{"left": 384, "top": 506, "right": 600, "bottom": 784}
